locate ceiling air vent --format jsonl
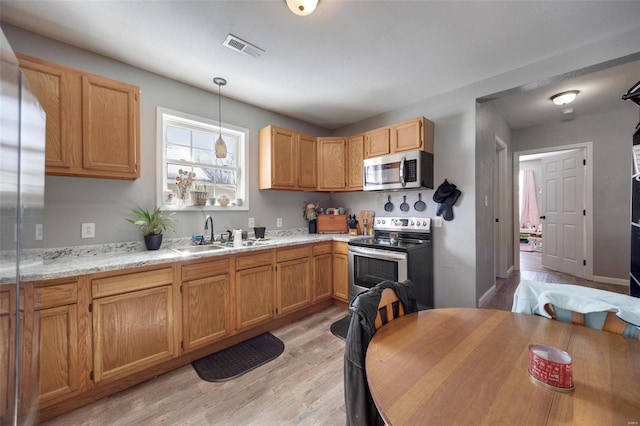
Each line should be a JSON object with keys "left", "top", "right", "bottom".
{"left": 223, "top": 34, "right": 265, "bottom": 58}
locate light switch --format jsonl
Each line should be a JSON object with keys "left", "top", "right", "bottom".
{"left": 35, "top": 224, "right": 43, "bottom": 241}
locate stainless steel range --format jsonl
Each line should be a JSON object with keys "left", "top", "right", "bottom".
{"left": 348, "top": 216, "right": 433, "bottom": 309}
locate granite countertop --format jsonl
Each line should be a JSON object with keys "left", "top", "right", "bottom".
{"left": 1, "top": 230, "right": 357, "bottom": 283}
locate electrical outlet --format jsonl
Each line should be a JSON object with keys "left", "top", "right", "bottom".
{"left": 35, "top": 224, "right": 43, "bottom": 241}
{"left": 248, "top": 217, "right": 255, "bottom": 228}
{"left": 81, "top": 222, "right": 95, "bottom": 239}
{"left": 276, "top": 218, "right": 283, "bottom": 228}
{"left": 434, "top": 217, "right": 443, "bottom": 228}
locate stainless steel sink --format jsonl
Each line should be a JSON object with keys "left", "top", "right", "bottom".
{"left": 170, "top": 244, "right": 227, "bottom": 255}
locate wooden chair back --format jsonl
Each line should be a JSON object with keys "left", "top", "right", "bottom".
{"left": 544, "top": 303, "right": 639, "bottom": 340}
{"left": 374, "top": 288, "right": 405, "bottom": 330}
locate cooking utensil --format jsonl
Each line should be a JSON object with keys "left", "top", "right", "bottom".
{"left": 414, "top": 193, "right": 426, "bottom": 211}
{"left": 400, "top": 195, "right": 410, "bottom": 212}
{"left": 384, "top": 195, "right": 394, "bottom": 212}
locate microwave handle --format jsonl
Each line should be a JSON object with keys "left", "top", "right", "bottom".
{"left": 400, "top": 155, "right": 406, "bottom": 186}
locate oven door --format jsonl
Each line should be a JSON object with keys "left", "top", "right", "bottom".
{"left": 348, "top": 245, "right": 408, "bottom": 302}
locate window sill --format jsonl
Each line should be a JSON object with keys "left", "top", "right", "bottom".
{"left": 161, "top": 204, "right": 249, "bottom": 212}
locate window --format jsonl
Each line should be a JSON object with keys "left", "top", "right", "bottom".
{"left": 157, "top": 107, "right": 248, "bottom": 211}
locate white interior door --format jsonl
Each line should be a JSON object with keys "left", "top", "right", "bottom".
{"left": 540, "top": 149, "right": 585, "bottom": 276}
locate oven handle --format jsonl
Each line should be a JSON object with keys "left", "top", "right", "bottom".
{"left": 348, "top": 245, "right": 408, "bottom": 262}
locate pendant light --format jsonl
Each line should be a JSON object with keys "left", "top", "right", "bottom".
{"left": 213, "top": 77, "right": 227, "bottom": 159}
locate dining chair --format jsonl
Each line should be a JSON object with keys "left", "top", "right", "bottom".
{"left": 344, "top": 280, "right": 418, "bottom": 426}
{"left": 544, "top": 303, "right": 639, "bottom": 340}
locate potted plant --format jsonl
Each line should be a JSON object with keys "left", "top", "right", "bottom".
{"left": 126, "top": 207, "right": 177, "bottom": 250}
{"left": 303, "top": 202, "right": 320, "bottom": 234}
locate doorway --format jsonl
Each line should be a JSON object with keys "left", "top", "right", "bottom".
{"left": 513, "top": 142, "right": 593, "bottom": 280}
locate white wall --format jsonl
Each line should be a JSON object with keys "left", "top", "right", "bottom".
{"left": 4, "top": 21, "right": 639, "bottom": 307}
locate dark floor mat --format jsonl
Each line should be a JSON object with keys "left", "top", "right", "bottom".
{"left": 192, "top": 332, "right": 284, "bottom": 382}
{"left": 330, "top": 315, "right": 351, "bottom": 340}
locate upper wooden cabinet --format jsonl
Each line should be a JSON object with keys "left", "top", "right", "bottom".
{"left": 347, "top": 134, "right": 364, "bottom": 191}
{"left": 317, "top": 137, "right": 347, "bottom": 191}
{"left": 365, "top": 127, "right": 390, "bottom": 158}
{"left": 17, "top": 53, "right": 140, "bottom": 180}
{"left": 259, "top": 125, "right": 316, "bottom": 190}
{"left": 390, "top": 116, "right": 434, "bottom": 154}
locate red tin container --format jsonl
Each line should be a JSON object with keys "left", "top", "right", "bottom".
{"left": 528, "top": 344, "right": 574, "bottom": 391}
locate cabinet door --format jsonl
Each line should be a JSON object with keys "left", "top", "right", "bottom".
{"left": 313, "top": 253, "right": 333, "bottom": 301}
{"left": 82, "top": 74, "right": 140, "bottom": 179}
{"left": 347, "top": 134, "right": 364, "bottom": 191}
{"left": 33, "top": 305, "right": 79, "bottom": 402}
{"left": 317, "top": 138, "right": 347, "bottom": 191}
{"left": 0, "top": 289, "right": 11, "bottom": 421}
{"left": 276, "top": 257, "right": 311, "bottom": 315}
{"left": 298, "top": 132, "right": 317, "bottom": 189}
{"left": 270, "top": 127, "right": 297, "bottom": 188}
{"left": 333, "top": 243, "right": 349, "bottom": 301}
{"left": 365, "top": 127, "right": 390, "bottom": 158}
{"left": 182, "top": 274, "right": 230, "bottom": 352}
{"left": 92, "top": 285, "right": 175, "bottom": 383}
{"left": 18, "top": 54, "right": 81, "bottom": 173}
{"left": 236, "top": 265, "right": 273, "bottom": 330}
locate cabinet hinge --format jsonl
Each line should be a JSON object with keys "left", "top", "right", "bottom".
{"left": 583, "top": 259, "right": 587, "bottom": 266}
{"left": 180, "top": 285, "right": 183, "bottom": 293}
{"left": 90, "top": 371, "right": 94, "bottom": 381}
{"left": 180, "top": 341, "right": 184, "bottom": 349}
{"left": 88, "top": 303, "right": 92, "bottom": 313}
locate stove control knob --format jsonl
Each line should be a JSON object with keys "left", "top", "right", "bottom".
{"left": 410, "top": 220, "right": 415, "bottom": 226}
{"left": 422, "top": 220, "right": 427, "bottom": 226}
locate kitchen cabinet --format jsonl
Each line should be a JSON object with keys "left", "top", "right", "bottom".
{"left": 390, "top": 116, "right": 434, "bottom": 154}
{"left": 180, "top": 257, "right": 231, "bottom": 352}
{"left": 90, "top": 266, "right": 177, "bottom": 383}
{"left": 17, "top": 53, "right": 140, "bottom": 180}
{"left": 347, "top": 134, "right": 364, "bottom": 190}
{"left": 259, "top": 125, "right": 317, "bottom": 190}
{"left": 235, "top": 251, "right": 274, "bottom": 330}
{"left": 365, "top": 127, "right": 390, "bottom": 158}
{"left": 276, "top": 246, "right": 312, "bottom": 315}
{"left": 332, "top": 242, "right": 349, "bottom": 302}
{"left": 0, "top": 288, "right": 12, "bottom": 422}
{"left": 312, "top": 243, "right": 333, "bottom": 301}
{"left": 317, "top": 137, "right": 347, "bottom": 191}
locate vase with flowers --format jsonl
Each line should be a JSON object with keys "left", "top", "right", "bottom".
{"left": 175, "top": 169, "right": 196, "bottom": 203}
{"left": 303, "top": 202, "right": 320, "bottom": 234}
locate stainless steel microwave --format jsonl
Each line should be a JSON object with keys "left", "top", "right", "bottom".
{"left": 363, "top": 150, "right": 433, "bottom": 191}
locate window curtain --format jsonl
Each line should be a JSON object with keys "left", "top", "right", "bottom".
{"left": 520, "top": 169, "right": 540, "bottom": 229}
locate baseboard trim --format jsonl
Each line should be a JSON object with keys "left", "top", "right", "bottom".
{"left": 592, "top": 275, "right": 629, "bottom": 287}
{"left": 478, "top": 285, "right": 496, "bottom": 308}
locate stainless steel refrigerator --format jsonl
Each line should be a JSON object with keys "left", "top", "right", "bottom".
{"left": 1, "top": 28, "right": 46, "bottom": 425}
{"left": 623, "top": 80, "right": 640, "bottom": 297}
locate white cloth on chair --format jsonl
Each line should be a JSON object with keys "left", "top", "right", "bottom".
{"left": 512, "top": 280, "right": 640, "bottom": 328}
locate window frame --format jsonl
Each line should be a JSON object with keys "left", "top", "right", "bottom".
{"left": 156, "top": 107, "right": 249, "bottom": 212}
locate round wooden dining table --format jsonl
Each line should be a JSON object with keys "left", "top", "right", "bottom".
{"left": 365, "top": 308, "right": 640, "bottom": 425}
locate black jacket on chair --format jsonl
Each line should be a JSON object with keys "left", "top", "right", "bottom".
{"left": 344, "top": 280, "right": 418, "bottom": 426}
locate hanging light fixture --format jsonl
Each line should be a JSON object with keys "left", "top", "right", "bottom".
{"left": 550, "top": 90, "right": 579, "bottom": 106}
{"left": 213, "top": 77, "right": 227, "bottom": 159}
{"left": 285, "top": 0, "right": 319, "bottom": 16}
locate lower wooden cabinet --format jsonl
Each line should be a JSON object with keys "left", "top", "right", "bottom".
{"left": 276, "top": 246, "right": 312, "bottom": 315}
{"left": 332, "top": 242, "right": 349, "bottom": 302}
{"left": 313, "top": 243, "right": 333, "bottom": 301}
{"left": 235, "top": 251, "right": 274, "bottom": 331}
{"left": 91, "top": 266, "right": 177, "bottom": 383}
{"left": 0, "top": 288, "right": 13, "bottom": 422}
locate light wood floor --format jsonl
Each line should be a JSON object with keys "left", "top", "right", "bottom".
{"left": 42, "top": 252, "right": 630, "bottom": 425}
{"left": 42, "top": 306, "right": 350, "bottom": 426}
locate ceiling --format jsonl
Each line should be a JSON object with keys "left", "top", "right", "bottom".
{"left": 1, "top": 1, "right": 639, "bottom": 130}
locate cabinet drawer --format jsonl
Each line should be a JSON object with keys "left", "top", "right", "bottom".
{"left": 35, "top": 279, "right": 78, "bottom": 310}
{"left": 91, "top": 266, "right": 174, "bottom": 299}
{"left": 181, "top": 257, "right": 230, "bottom": 282}
{"left": 0, "top": 289, "right": 9, "bottom": 315}
{"left": 313, "top": 242, "right": 332, "bottom": 256}
{"left": 276, "top": 245, "right": 311, "bottom": 263}
{"left": 333, "top": 241, "right": 348, "bottom": 255}
{"left": 235, "top": 250, "right": 273, "bottom": 270}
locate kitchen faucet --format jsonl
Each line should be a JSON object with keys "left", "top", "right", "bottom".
{"left": 204, "top": 215, "right": 214, "bottom": 243}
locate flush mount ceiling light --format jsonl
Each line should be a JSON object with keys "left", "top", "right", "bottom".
{"left": 550, "top": 90, "right": 579, "bottom": 106}
{"left": 285, "top": 0, "right": 319, "bottom": 16}
{"left": 213, "top": 77, "right": 227, "bottom": 159}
